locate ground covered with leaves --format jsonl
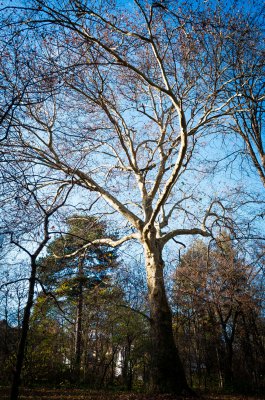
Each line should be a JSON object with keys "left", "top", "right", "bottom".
{"left": 0, "top": 388, "right": 264, "bottom": 400}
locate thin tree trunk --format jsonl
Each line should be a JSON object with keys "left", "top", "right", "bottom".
{"left": 123, "top": 336, "right": 133, "bottom": 391}
{"left": 10, "top": 257, "right": 37, "bottom": 400}
{"left": 74, "top": 260, "right": 84, "bottom": 381}
{"left": 219, "top": 311, "right": 238, "bottom": 390}
{"left": 143, "top": 237, "right": 189, "bottom": 394}
{"left": 223, "top": 341, "right": 234, "bottom": 389}
{"left": 216, "top": 346, "right": 223, "bottom": 389}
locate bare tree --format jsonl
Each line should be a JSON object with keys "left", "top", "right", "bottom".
{"left": 174, "top": 236, "right": 265, "bottom": 391}
{"left": 221, "top": 6, "right": 265, "bottom": 186}
{"left": 0, "top": 161, "right": 72, "bottom": 400}
{"left": 1, "top": 0, "right": 259, "bottom": 393}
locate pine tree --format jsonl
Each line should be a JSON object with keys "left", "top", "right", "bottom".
{"left": 38, "top": 215, "right": 118, "bottom": 381}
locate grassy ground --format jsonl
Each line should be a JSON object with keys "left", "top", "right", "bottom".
{"left": 0, "top": 387, "right": 264, "bottom": 400}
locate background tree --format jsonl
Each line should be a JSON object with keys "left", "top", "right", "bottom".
{"left": 224, "top": 10, "right": 265, "bottom": 187}
{"left": 26, "top": 269, "right": 150, "bottom": 389}
{"left": 37, "top": 214, "right": 118, "bottom": 381}
{"left": 174, "top": 236, "right": 265, "bottom": 392}
{"left": 0, "top": 261, "right": 29, "bottom": 385}
{"left": 0, "top": 155, "right": 73, "bottom": 399}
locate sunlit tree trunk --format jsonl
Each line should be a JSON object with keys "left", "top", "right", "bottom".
{"left": 143, "top": 234, "right": 189, "bottom": 394}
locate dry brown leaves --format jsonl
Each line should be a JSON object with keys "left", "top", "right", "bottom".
{"left": 0, "top": 387, "right": 263, "bottom": 400}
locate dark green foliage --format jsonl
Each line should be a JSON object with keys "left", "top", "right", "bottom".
{"left": 22, "top": 215, "right": 150, "bottom": 389}
{"left": 38, "top": 215, "right": 118, "bottom": 295}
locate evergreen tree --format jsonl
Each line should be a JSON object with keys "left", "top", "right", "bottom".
{"left": 38, "top": 215, "right": 118, "bottom": 380}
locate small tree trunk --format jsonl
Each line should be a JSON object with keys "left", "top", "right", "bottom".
{"left": 223, "top": 341, "right": 234, "bottom": 389}
{"left": 122, "top": 336, "right": 133, "bottom": 391}
{"left": 73, "top": 261, "right": 84, "bottom": 381}
{"left": 216, "top": 347, "right": 223, "bottom": 389}
{"left": 219, "top": 311, "right": 238, "bottom": 390}
{"left": 10, "top": 257, "right": 37, "bottom": 400}
{"left": 143, "top": 238, "right": 189, "bottom": 394}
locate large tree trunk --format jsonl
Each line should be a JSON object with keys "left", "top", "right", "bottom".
{"left": 143, "top": 237, "right": 189, "bottom": 394}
